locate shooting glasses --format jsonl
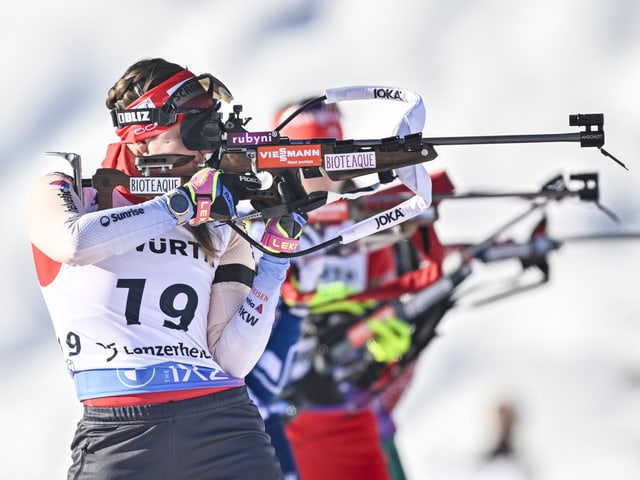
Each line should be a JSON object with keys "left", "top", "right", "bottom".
{"left": 110, "top": 73, "right": 234, "bottom": 150}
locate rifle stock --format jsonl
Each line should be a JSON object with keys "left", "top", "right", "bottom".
{"left": 218, "top": 133, "right": 437, "bottom": 181}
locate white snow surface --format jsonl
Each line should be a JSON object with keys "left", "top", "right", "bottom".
{"left": 2, "top": 1, "right": 639, "bottom": 479}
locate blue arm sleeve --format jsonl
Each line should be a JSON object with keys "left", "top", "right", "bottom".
{"left": 246, "top": 305, "right": 303, "bottom": 404}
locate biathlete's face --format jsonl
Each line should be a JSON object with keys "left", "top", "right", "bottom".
{"left": 142, "top": 123, "right": 212, "bottom": 177}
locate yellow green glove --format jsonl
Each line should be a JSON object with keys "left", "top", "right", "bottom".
{"left": 366, "top": 317, "right": 412, "bottom": 363}
{"left": 308, "top": 282, "right": 354, "bottom": 308}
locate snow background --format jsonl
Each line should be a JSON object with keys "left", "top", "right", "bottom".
{"left": 2, "top": 0, "right": 639, "bottom": 478}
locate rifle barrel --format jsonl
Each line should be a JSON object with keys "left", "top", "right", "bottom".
{"left": 422, "top": 132, "right": 581, "bottom": 146}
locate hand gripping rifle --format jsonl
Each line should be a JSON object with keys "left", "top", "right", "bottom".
{"left": 47, "top": 85, "right": 625, "bottom": 258}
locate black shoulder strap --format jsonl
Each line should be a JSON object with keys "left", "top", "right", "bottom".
{"left": 213, "top": 263, "right": 255, "bottom": 287}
